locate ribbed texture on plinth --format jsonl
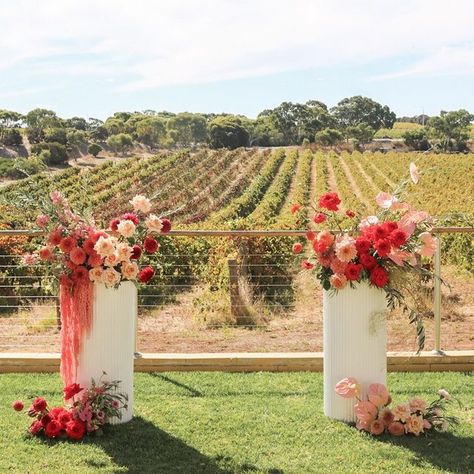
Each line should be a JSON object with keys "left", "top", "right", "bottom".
{"left": 323, "top": 282, "right": 387, "bottom": 422}
{"left": 76, "top": 282, "right": 137, "bottom": 424}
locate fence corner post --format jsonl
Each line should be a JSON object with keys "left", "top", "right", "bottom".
{"left": 433, "top": 236, "right": 443, "bottom": 355}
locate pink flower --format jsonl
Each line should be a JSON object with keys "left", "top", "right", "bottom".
{"left": 317, "top": 230, "right": 335, "bottom": 247}
{"left": 78, "top": 405, "right": 93, "bottom": 423}
{"left": 399, "top": 210, "right": 431, "bottom": 237}
{"left": 117, "top": 219, "right": 136, "bottom": 238}
{"left": 367, "top": 383, "right": 390, "bottom": 407}
{"left": 330, "top": 258, "right": 347, "bottom": 274}
{"left": 423, "top": 419, "right": 432, "bottom": 430}
{"left": 102, "top": 267, "right": 121, "bottom": 287}
{"left": 70, "top": 247, "right": 86, "bottom": 265}
{"left": 121, "top": 261, "right": 139, "bottom": 280}
{"left": 388, "top": 421, "right": 405, "bottom": 436}
{"left": 417, "top": 232, "right": 437, "bottom": 257}
{"left": 388, "top": 249, "right": 417, "bottom": 267}
{"left": 145, "top": 214, "right": 164, "bottom": 233}
{"left": 438, "top": 389, "right": 451, "bottom": 400}
{"left": 410, "top": 162, "right": 420, "bottom": 184}
{"left": 335, "top": 377, "right": 360, "bottom": 398}
{"left": 88, "top": 251, "right": 103, "bottom": 267}
{"left": 36, "top": 214, "right": 50, "bottom": 228}
{"left": 354, "top": 401, "right": 378, "bottom": 424}
{"left": 22, "top": 253, "right": 38, "bottom": 265}
{"left": 329, "top": 273, "right": 348, "bottom": 290}
{"left": 370, "top": 419, "right": 385, "bottom": 436}
{"left": 39, "top": 246, "right": 53, "bottom": 261}
{"left": 375, "top": 192, "right": 398, "bottom": 209}
{"left": 359, "top": 215, "right": 379, "bottom": 230}
{"left": 335, "top": 236, "right": 357, "bottom": 262}
{"left": 130, "top": 195, "right": 152, "bottom": 213}
{"left": 50, "top": 190, "right": 64, "bottom": 204}
{"left": 94, "top": 236, "right": 116, "bottom": 258}
{"left": 89, "top": 267, "right": 104, "bottom": 282}
{"left": 379, "top": 408, "right": 395, "bottom": 426}
{"left": 356, "top": 420, "right": 371, "bottom": 432}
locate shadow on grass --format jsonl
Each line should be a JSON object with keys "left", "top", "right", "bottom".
{"left": 375, "top": 432, "right": 474, "bottom": 473}
{"left": 94, "top": 416, "right": 282, "bottom": 474}
{"left": 150, "top": 374, "right": 203, "bottom": 397}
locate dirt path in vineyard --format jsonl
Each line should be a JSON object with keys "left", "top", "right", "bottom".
{"left": 355, "top": 160, "right": 380, "bottom": 193}
{"left": 339, "top": 157, "right": 371, "bottom": 208}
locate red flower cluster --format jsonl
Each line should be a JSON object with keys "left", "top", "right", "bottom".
{"left": 138, "top": 266, "right": 155, "bottom": 283}
{"left": 318, "top": 193, "right": 341, "bottom": 211}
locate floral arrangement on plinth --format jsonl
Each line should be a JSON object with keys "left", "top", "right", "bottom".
{"left": 23, "top": 192, "right": 171, "bottom": 288}
{"left": 335, "top": 377, "right": 458, "bottom": 436}
{"left": 12, "top": 376, "right": 127, "bottom": 441}
{"left": 292, "top": 163, "right": 436, "bottom": 350}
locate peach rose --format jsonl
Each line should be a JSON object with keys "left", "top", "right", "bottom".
{"left": 121, "top": 261, "right": 139, "bottom": 280}
{"left": 359, "top": 215, "right": 379, "bottom": 230}
{"left": 130, "top": 195, "right": 152, "bottom": 214}
{"left": 145, "top": 214, "right": 164, "bottom": 233}
{"left": 89, "top": 267, "right": 104, "bottom": 282}
{"left": 405, "top": 414, "right": 424, "bottom": 436}
{"left": 388, "top": 421, "right": 405, "bottom": 436}
{"left": 102, "top": 267, "right": 121, "bottom": 287}
{"left": 438, "top": 389, "right": 451, "bottom": 400}
{"left": 393, "top": 404, "right": 411, "bottom": 423}
{"left": 94, "top": 236, "right": 116, "bottom": 258}
{"left": 410, "top": 162, "right": 420, "bottom": 184}
{"left": 116, "top": 242, "right": 133, "bottom": 262}
{"left": 117, "top": 220, "right": 136, "bottom": 238}
{"left": 423, "top": 419, "right": 432, "bottom": 430}
{"left": 335, "top": 377, "right": 360, "bottom": 399}
{"left": 104, "top": 253, "right": 121, "bottom": 267}
{"left": 367, "top": 383, "right": 390, "bottom": 407}
{"left": 370, "top": 419, "right": 385, "bottom": 436}
{"left": 408, "top": 397, "right": 427, "bottom": 414}
{"left": 375, "top": 192, "right": 398, "bottom": 209}
{"left": 417, "top": 232, "right": 437, "bottom": 257}
{"left": 356, "top": 420, "right": 370, "bottom": 432}
{"left": 329, "top": 273, "right": 348, "bottom": 290}
{"left": 379, "top": 408, "right": 395, "bottom": 426}
{"left": 335, "top": 236, "right": 357, "bottom": 262}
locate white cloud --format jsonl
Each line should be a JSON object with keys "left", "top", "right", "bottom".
{"left": 1, "top": 0, "right": 474, "bottom": 91}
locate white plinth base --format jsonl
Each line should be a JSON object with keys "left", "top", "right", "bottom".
{"left": 323, "top": 282, "right": 387, "bottom": 422}
{"left": 76, "top": 281, "right": 137, "bottom": 424}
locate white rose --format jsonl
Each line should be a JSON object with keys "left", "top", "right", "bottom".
{"left": 117, "top": 220, "right": 136, "bottom": 238}
{"left": 116, "top": 242, "right": 133, "bottom": 261}
{"left": 145, "top": 214, "right": 163, "bottom": 233}
{"left": 121, "top": 261, "right": 139, "bottom": 280}
{"left": 102, "top": 267, "right": 121, "bottom": 287}
{"left": 89, "top": 267, "right": 104, "bottom": 282}
{"left": 94, "top": 236, "right": 116, "bottom": 258}
{"left": 130, "top": 195, "right": 152, "bottom": 214}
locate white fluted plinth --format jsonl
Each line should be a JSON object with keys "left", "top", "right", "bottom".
{"left": 76, "top": 281, "right": 136, "bottom": 423}
{"left": 323, "top": 281, "right": 387, "bottom": 422}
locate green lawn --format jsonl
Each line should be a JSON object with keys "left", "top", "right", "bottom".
{"left": 1, "top": 372, "right": 473, "bottom": 473}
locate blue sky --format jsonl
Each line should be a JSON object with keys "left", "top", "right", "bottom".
{"left": 1, "top": 0, "right": 473, "bottom": 119}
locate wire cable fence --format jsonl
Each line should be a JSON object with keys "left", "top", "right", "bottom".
{"left": 0, "top": 228, "right": 473, "bottom": 354}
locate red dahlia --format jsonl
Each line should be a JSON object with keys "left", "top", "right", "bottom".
{"left": 374, "top": 239, "right": 391, "bottom": 258}
{"left": 360, "top": 254, "right": 377, "bottom": 270}
{"left": 138, "top": 266, "right": 155, "bottom": 283}
{"left": 143, "top": 237, "right": 159, "bottom": 253}
{"left": 122, "top": 212, "right": 139, "bottom": 225}
{"left": 32, "top": 397, "right": 47, "bottom": 412}
{"left": 373, "top": 225, "right": 388, "bottom": 241}
{"left": 318, "top": 192, "right": 341, "bottom": 211}
{"left": 292, "top": 243, "right": 303, "bottom": 254}
{"left": 390, "top": 229, "right": 407, "bottom": 248}
{"left": 306, "top": 231, "right": 316, "bottom": 241}
{"left": 301, "top": 261, "right": 314, "bottom": 270}
{"left": 160, "top": 218, "right": 172, "bottom": 233}
{"left": 29, "top": 420, "right": 42, "bottom": 435}
{"left": 355, "top": 237, "right": 371, "bottom": 255}
{"left": 45, "top": 419, "right": 62, "bottom": 438}
{"left": 131, "top": 244, "right": 142, "bottom": 259}
{"left": 346, "top": 210, "right": 355, "bottom": 218}
{"left": 72, "top": 266, "right": 89, "bottom": 281}
{"left": 66, "top": 420, "right": 86, "bottom": 440}
{"left": 370, "top": 266, "right": 389, "bottom": 288}
{"left": 59, "top": 236, "right": 76, "bottom": 254}
{"left": 109, "top": 218, "right": 120, "bottom": 232}
{"left": 382, "top": 221, "right": 398, "bottom": 234}
{"left": 344, "top": 263, "right": 363, "bottom": 281}
{"left": 313, "top": 213, "right": 326, "bottom": 224}
{"left": 12, "top": 400, "right": 24, "bottom": 411}
{"left": 291, "top": 204, "right": 301, "bottom": 214}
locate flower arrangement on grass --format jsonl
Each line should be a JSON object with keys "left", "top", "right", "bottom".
{"left": 12, "top": 376, "right": 127, "bottom": 441}
{"left": 23, "top": 191, "right": 171, "bottom": 288}
{"left": 335, "top": 377, "right": 458, "bottom": 436}
{"left": 292, "top": 163, "right": 436, "bottom": 350}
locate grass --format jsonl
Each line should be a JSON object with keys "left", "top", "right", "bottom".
{"left": 0, "top": 372, "right": 473, "bottom": 473}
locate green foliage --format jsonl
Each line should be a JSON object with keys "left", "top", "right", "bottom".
{"left": 66, "top": 129, "right": 87, "bottom": 150}
{"left": 331, "top": 96, "right": 396, "bottom": 131}
{"left": 166, "top": 113, "right": 207, "bottom": 147}
{"left": 0, "top": 128, "right": 23, "bottom": 146}
{"left": 44, "top": 127, "right": 68, "bottom": 145}
{"left": 135, "top": 116, "right": 167, "bottom": 147}
{"left": 403, "top": 129, "right": 430, "bottom": 151}
{"left": 30, "top": 142, "right": 68, "bottom": 165}
{"left": 5, "top": 155, "right": 46, "bottom": 179}
{"left": 88, "top": 143, "right": 103, "bottom": 157}
{"left": 25, "top": 108, "right": 60, "bottom": 130}
{"left": 106, "top": 133, "right": 133, "bottom": 154}
{"left": 346, "top": 124, "right": 376, "bottom": 144}
{"left": 428, "top": 109, "right": 474, "bottom": 151}
{"left": 315, "top": 128, "right": 344, "bottom": 146}
{"left": 208, "top": 116, "right": 249, "bottom": 149}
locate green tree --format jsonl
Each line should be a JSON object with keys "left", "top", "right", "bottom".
{"left": 135, "top": 117, "right": 166, "bottom": 147}
{"left": 88, "top": 143, "right": 103, "bottom": 157}
{"left": 107, "top": 133, "right": 133, "bottom": 154}
{"left": 66, "top": 130, "right": 87, "bottom": 151}
{"left": 208, "top": 116, "right": 249, "bottom": 149}
{"left": 403, "top": 129, "right": 430, "bottom": 151}
{"left": 167, "top": 113, "right": 207, "bottom": 147}
{"left": 30, "top": 142, "right": 68, "bottom": 165}
{"left": 428, "top": 109, "right": 474, "bottom": 151}
{"left": 1, "top": 129, "right": 23, "bottom": 146}
{"left": 25, "top": 108, "right": 60, "bottom": 130}
{"left": 331, "top": 96, "right": 396, "bottom": 131}
{"left": 0, "top": 110, "right": 24, "bottom": 146}
{"left": 44, "top": 127, "right": 68, "bottom": 145}
{"left": 315, "top": 128, "right": 343, "bottom": 146}
{"left": 345, "top": 124, "right": 375, "bottom": 144}
{"left": 104, "top": 117, "right": 127, "bottom": 136}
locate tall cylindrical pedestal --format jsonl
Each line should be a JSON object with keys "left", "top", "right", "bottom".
{"left": 76, "top": 281, "right": 137, "bottom": 423}
{"left": 323, "top": 282, "right": 386, "bottom": 422}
